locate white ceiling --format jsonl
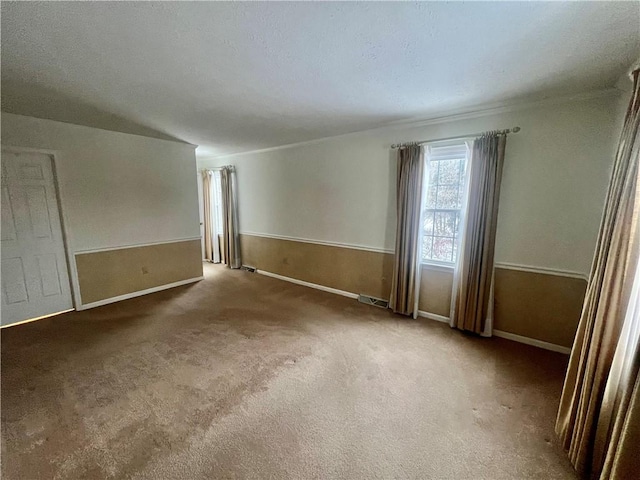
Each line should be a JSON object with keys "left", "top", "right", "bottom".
{"left": 2, "top": 2, "right": 638, "bottom": 157}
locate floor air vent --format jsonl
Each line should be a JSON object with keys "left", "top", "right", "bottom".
{"left": 358, "top": 294, "right": 389, "bottom": 309}
{"left": 241, "top": 265, "right": 256, "bottom": 273}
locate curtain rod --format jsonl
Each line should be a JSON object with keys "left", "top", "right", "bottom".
{"left": 391, "top": 126, "right": 521, "bottom": 149}
{"left": 200, "top": 165, "right": 235, "bottom": 173}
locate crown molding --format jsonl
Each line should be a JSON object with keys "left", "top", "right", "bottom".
{"left": 383, "top": 88, "right": 619, "bottom": 130}
{"left": 198, "top": 88, "right": 620, "bottom": 161}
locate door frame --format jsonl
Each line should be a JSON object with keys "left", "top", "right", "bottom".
{"left": 1, "top": 145, "right": 81, "bottom": 316}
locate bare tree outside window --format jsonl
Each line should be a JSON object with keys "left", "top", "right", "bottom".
{"left": 422, "top": 144, "right": 470, "bottom": 264}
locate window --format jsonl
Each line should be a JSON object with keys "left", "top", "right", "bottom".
{"left": 212, "top": 170, "right": 224, "bottom": 233}
{"left": 421, "top": 143, "right": 471, "bottom": 265}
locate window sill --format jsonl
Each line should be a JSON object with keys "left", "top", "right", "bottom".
{"left": 421, "top": 262, "right": 455, "bottom": 272}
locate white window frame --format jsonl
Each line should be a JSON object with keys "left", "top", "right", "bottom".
{"left": 420, "top": 140, "right": 472, "bottom": 269}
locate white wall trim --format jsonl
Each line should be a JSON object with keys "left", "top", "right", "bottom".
{"left": 74, "top": 236, "right": 202, "bottom": 255}
{"left": 256, "top": 270, "right": 359, "bottom": 299}
{"left": 241, "top": 233, "right": 589, "bottom": 280}
{"left": 417, "top": 311, "right": 450, "bottom": 323}
{"left": 382, "top": 88, "right": 618, "bottom": 131}
{"left": 493, "top": 329, "right": 571, "bottom": 354}
{"left": 416, "top": 311, "right": 570, "bottom": 354}
{"left": 78, "top": 276, "right": 204, "bottom": 310}
{"left": 242, "top": 231, "right": 394, "bottom": 254}
{"left": 495, "top": 262, "right": 588, "bottom": 281}
{"left": 199, "top": 88, "right": 619, "bottom": 160}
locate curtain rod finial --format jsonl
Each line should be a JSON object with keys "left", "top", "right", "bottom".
{"left": 512, "top": 126, "right": 521, "bottom": 133}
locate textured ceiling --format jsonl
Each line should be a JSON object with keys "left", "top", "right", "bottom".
{"left": 2, "top": 1, "right": 639, "bottom": 156}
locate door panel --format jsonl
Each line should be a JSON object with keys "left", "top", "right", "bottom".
{"left": 2, "top": 257, "right": 28, "bottom": 304}
{"left": 36, "top": 254, "right": 62, "bottom": 297}
{"left": 1, "top": 150, "right": 73, "bottom": 326}
{"left": 1, "top": 186, "right": 18, "bottom": 242}
{"left": 19, "top": 163, "right": 45, "bottom": 180}
{"left": 25, "top": 185, "right": 53, "bottom": 239}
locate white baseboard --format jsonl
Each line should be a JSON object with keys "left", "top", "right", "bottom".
{"left": 492, "top": 329, "right": 571, "bottom": 354}
{"left": 254, "top": 270, "right": 571, "bottom": 355}
{"left": 417, "top": 310, "right": 450, "bottom": 324}
{"left": 78, "top": 276, "right": 204, "bottom": 310}
{"left": 414, "top": 312, "right": 571, "bottom": 354}
{"left": 256, "top": 270, "right": 359, "bottom": 299}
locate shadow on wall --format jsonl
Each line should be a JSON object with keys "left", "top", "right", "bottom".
{"left": 0, "top": 80, "right": 187, "bottom": 143}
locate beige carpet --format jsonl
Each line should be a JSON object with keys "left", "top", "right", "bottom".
{"left": 1, "top": 263, "right": 577, "bottom": 479}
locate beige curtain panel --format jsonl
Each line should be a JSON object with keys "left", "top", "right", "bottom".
{"left": 452, "top": 133, "right": 506, "bottom": 334}
{"left": 389, "top": 145, "right": 424, "bottom": 317}
{"left": 220, "top": 166, "right": 242, "bottom": 269}
{"left": 201, "top": 170, "right": 215, "bottom": 262}
{"left": 597, "top": 255, "right": 640, "bottom": 480}
{"left": 556, "top": 69, "right": 640, "bottom": 479}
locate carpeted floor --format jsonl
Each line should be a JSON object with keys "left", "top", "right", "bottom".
{"left": 1, "top": 263, "right": 577, "bottom": 479}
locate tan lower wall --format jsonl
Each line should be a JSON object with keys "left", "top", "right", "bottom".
{"left": 241, "top": 233, "right": 585, "bottom": 348}
{"left": 416, "top": 265, "right": 584, "bottom": 348}
{"left": 494, "top": 268, "right": 586, "bottom": 348}
{"left": 418, "top": 266, "right": 453, "bottom": 317}
{"left": 75, "top": 239, "right": 203, "bottom": 304}
{"left": 240, "top": 234, "right": 393, "bottom": 299}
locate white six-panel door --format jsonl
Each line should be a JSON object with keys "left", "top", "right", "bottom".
{"left": 1, "top": 150, "right": 73, "bottom": 326}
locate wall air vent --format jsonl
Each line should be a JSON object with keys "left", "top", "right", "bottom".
{"left": 358, "top": 294, "right": 389, "bottom": 309}
{"left": 241, "top": 265, "right": 256, "bottom": 273}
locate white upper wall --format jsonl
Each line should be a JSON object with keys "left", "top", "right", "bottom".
{"left": 1, "top": 113, "right": 200, "bottom": 252}
{"left": 199, "top": 92, "right": 621, "bottom": 275}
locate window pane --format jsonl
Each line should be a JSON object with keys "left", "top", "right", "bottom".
{"left": 436, "top": 186, "right": 459, "bottom": 208}
{"left": 433, "top": 237, "right": 454, "bottom": 262}
{"left": 422, "top": 235, "right": 433, "bottom": 261}
{"left": 457, "top": 185, "right": 466, "bottom": 208}
{"left": 423, "top": 211, "right": 434, "bottom": 235}
{"left": 438, "top": 159, "right": 460, "bottom": 185}
{"left": 434, "top": 211, "right": 457, "bottom": 236}
{"left": 426, "top": 186, "right": 437, "bottom": 209}
{"left": 429, "top": 161, "right": 440, "bottom": 186}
